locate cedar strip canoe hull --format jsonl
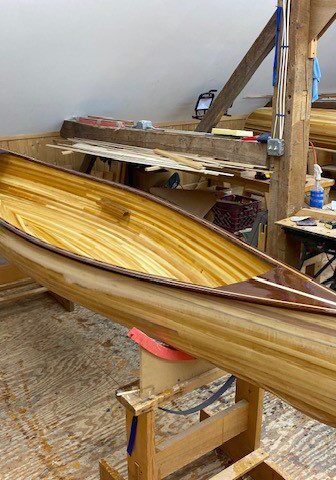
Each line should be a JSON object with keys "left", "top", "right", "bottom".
{"left": 1, "top": 227, "right": 336, "bottom": 427}
{"left": 0, "top": 151, "right": 336, "bottom": 427}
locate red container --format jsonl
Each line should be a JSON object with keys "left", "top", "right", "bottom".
{"left": 211, "top": 194, "right": 260, "bottom": 233}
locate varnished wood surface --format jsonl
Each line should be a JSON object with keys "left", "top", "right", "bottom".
{"left": 0, "top": 152, "right": 271, "bottom": 288}
{"left": 1, "top": 228, "right": 336, "bottom": 427}
{"left": 246, "top": 108, "right": 336, "bottom": 150}
{"left": 0, "top": 151, "right": 335, "bottom": 314}
{"left": 0, "top": 151, "right": 336, "bottom": 427}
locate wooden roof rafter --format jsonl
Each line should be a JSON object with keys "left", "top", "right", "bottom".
{"left": 197, "top": 1, "right": 336, "bottom": 133}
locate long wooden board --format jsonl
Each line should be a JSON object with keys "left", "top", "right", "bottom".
{"left": 60, "top": 121, "right": 269, "bottom": 167}
{"left": 310, "top": 0, "right": 336, "bottom": 39}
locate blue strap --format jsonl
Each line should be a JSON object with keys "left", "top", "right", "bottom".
{"left": 159, "top": 375, "right": 236, "bottom": 416}
{"left": 126, "top": 375, "right": 235, "bottom": 455}
{"left": 127, "top": 415, "right": 138, "bottom": 456}
{"left": 273, "top": 6, "right": 283, "bottom": 86}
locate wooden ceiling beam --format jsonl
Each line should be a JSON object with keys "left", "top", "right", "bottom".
{"left": 196, "top": 2, "right": 336, "bottom": 134}
{"left": 310, "top": 0, "right": 336, "bottom": 39}
{"left": 195, "top": 13, "right": 277, "bottom": 133}
{"left": 60, "top": 121, "right": 268, "bottom": 167}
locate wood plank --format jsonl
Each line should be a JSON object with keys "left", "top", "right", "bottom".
{"left": 196, "top": 13, "right": 276, "bottom": 133}
{"left": 156, "top": 400, "right": 248, "bottom": 478}
{"left": 310, "top": 0, "right": 336, "bottom": 40}
{"left": 50, "top": 142, "right": 233, "bottom": 177}
{"left": 48, "top": 292, "right": 75, "bottom": 312}
{"left": 249, "top": 458, "right": 292, "bottom": 480}
{"left": 139, "top": 348, "right": 214, "bottom": 397}
{"left": 117, "top": 368, "right": 224, "bottom": 416}
{"left": 0, "top": 263, "right": 29, "bottom": 285}
{"left": 0, "top": 286, "right": 48, "bottom": 307}
{"left": 267, "top": 0, "right": 313, "bottom": 263}
{"left": 0, "top": 278, "right": 34, "bottom": 292}
{"left": 222, "top": 380, "right": 264, "bottom": 461}
{"left": 202, "top": 382, "right": 289, "bottom": 480}
{"left": 208, "top": 449, "right": 268, "bottom": 480}
{"left": 296, "top": 207, "right": 336, "bottom": 221}
{"left": 126, "top": 409, "right": 158, "bottom": 480}
{"left": 60, "top": 121, "right": 269, "bottom": 167}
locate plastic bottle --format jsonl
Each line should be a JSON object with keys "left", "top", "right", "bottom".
{"left": 309, "top": 164, "right": 324, "bottom": 209}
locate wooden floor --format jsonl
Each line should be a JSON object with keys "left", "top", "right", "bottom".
{"left": 0, "top": 295, "right": 335, "bottom": 480}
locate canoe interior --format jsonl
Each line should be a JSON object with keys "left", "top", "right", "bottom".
{"left": 0, "top": 153, "right": 272, "bottom": 287}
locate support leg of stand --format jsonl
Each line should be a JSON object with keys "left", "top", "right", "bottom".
{"left": 48, "top": 292, "right": 75, "bottom": 312}
{"left": 126, "top": 409, "right": 158, "bottom": 480}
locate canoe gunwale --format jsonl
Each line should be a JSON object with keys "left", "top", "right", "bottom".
{"left": 0, "top": 149, "right": 336, "bottom": 316}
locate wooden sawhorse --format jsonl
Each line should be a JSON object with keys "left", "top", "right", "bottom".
{"left": 99, "top": 339, "right": 290, "bottom": 480}
{"left": 0, "top": 261, "right": 74, "bottom": 311}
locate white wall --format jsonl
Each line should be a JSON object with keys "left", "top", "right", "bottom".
{"left": 0, "top": 0, "right": 335, "bottom": 135}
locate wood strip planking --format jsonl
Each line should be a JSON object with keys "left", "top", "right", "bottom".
{"left": 246, "top": 108, "right": 336, "bottom": 150}
{"left": 0, "top": 152, "right": 336, "bottom": 428}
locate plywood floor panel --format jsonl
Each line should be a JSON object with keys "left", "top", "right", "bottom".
{"left": 0, "top": 296, "right": 335, "bottom": 480}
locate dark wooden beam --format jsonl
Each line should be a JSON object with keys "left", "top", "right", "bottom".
{"left": 196, "top": 13, "right": 277, "bottom": 133}
{"left": 310, "top": 1, "right": 336, "bottom": 39}
{"left": 60, "top": 121, "right": 269, "bottom": 167}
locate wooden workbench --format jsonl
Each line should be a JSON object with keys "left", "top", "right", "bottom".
{"left": 276, "top": 207, "right": 336, "bottom": 289}
{"left": 276, "top": 207, "right": 336, "bottom": 240}
{"left": 225, "top": 172, "right": 334, "bottom": 198}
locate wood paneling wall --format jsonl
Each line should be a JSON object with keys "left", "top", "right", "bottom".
{"left": 0, "top": 132, "right": 84, "bottom": 170}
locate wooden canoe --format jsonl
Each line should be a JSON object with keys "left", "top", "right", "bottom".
{"left": 0, "top": 150, "right": 336, "bottom": 427}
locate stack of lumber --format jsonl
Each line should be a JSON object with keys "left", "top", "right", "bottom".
{"left": 48, "top": 139, "right": 252, "bottom": 177}
{"left": 246, "top": 107, "right": 336, "bottom": 150}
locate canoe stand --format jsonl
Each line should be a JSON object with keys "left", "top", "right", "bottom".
{"left": 0, "top": 262, "right": 74, "bottom": 311}
{"left": 99, "top": 330, "right": 290, "bottom": 480}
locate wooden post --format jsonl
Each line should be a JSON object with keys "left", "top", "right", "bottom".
{"left": 126, "top": 409, "right": 158, "bottom": 480}
{"left": 267, "top": 0, "right": 313, "bottom": 264}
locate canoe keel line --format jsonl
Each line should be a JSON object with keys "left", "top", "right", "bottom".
{"left": 0, "top": 150, "right": 335, "bottom": 427}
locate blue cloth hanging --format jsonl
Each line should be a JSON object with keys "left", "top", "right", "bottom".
{"left": 312, "top": 57, "right": 321, "bottom": 103}
{"left": 273, "top": 6, "right": 283, "bottom": 86}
